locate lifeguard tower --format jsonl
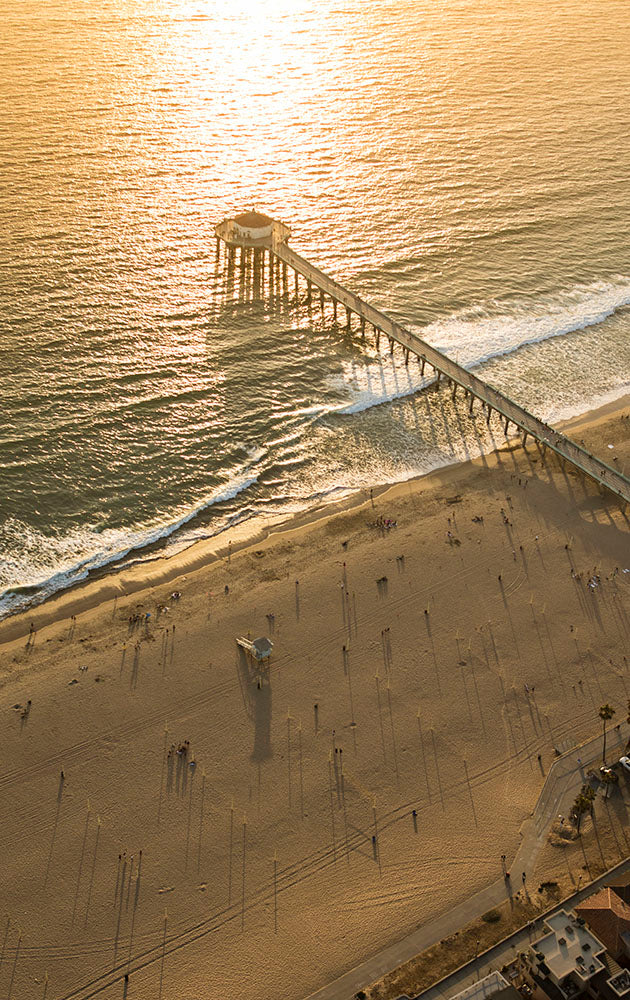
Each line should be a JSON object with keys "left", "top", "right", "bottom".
{"left": 236, "top": 634, "right": 273, "bottom": 688}
{"left": 236, "top": 635, "right": 273, "bottom": 661}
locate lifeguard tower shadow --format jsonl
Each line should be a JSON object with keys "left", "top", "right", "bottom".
{"left": 235, "top": 636, "right": 273, "bottom": 762}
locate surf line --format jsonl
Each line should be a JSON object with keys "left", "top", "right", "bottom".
{"left": 215, "top": 211, "right": 630, "bottom": 510}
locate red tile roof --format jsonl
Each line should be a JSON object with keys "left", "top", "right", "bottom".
{"left": 608, "top": 874, "right": 630, "bottom": 889}
{"left": 576, "top": 889, "right": 630, "bottom": 957}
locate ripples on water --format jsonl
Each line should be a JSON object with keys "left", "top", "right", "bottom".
{"left": 1, "top": 0, "right": 630, "bottom": 615}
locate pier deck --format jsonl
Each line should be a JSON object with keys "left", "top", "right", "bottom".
{"left": 216, "top": 223, "right": 630, "bottom": 507}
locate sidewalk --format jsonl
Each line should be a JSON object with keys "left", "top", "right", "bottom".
{"left": 419, "top": 853, "right": 630, "bottom": 1000}
{"left": 303, "top": 725, "right": 627, "bottom": 1000}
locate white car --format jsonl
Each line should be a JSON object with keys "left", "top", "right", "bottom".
{"left": 619, "top": 756, "right": 630, "bottom": 773}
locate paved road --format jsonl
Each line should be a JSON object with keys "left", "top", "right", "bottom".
{"left": 303, "top": 726, "right": 628, "bottom": 1000}
{"left": 272, "top": 240, "right": 630, "bottom": 507}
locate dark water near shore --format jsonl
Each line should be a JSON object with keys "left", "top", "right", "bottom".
{"left": 1, "top": 0, "right": 630, "bottom": 616}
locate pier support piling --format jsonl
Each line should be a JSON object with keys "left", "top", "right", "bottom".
{"left": 213, "top": 217, "right": 630, "bottom": 513}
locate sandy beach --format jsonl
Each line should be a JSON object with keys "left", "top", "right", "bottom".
{"left": 2, "top": 395, "right": 630, "bottom": 1000}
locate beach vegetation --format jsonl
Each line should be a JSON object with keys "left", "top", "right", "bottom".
{"left": 538, "top": 880, "right": 560, "bottom": 898}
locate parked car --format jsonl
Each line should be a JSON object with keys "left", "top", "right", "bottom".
{"left": 619, "top": 756, "right": 630, "bottom": 773}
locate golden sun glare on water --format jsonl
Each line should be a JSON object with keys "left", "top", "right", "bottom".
{"left": 178, "top": 0, "right": 312, "bottom": 21}
{"left": 169, "top": 0, "right": 340, "bottom": 202}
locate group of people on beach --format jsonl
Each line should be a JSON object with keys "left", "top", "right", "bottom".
{"left": 168, "top": 740, "right": 196, "bottom": 769}
{"left": 371, "top": 515, "right": 397, "bottom": 530}
{"left": 128, "top": 612, "right": 148, "bottom": 628}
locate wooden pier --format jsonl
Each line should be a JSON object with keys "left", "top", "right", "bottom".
{"left": 215, "top": 214, "right": 630, "bottom": 507}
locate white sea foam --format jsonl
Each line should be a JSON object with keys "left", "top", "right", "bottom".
{"left": 4, "top": 279, "right": 630, "bottom": 621}
{"left": 546, "top": 380, "right": 630, "bottom": 426}
{"left": 333, "top": 371, "right": 429, "bottom": 416}
{"left": 329, "top": 276, "right": 630, "bottom": 419}
{"left": 0, "top": 452, "right": 265, "bottom": 619}
{"left": 418, "top": 276, "right": 630, "bottom": 369}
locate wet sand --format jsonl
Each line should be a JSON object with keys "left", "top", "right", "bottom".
{"left": 1, "top": 395, "right": 630, "bottom": 1000}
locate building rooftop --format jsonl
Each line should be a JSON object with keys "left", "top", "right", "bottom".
{"left": 607, "top": 969, "right": 630, "bottom": 997}
{"left": 252, "top": 637, "right": 273, "bottom": 659}
{"left": 607, "top": 874, "right": 630, "bottom": 905}
{"left": 531, "top": 910, "right": 606, "bottom": 984}
{"left": 215, "top": 214, "right": 290, "bottom": 248}
{"left": 233, "top": 211, "right": 274, "bottom": 228}
{"left": 575, "top": 888, "right": 630, "bottom": 958}
{"left": 608, "top": 874, "right": 630, "bottom": 889}
{"left": 449, "top": 971, "right": 515, "bottom": 1000}
{"left": 493, "top": 989, "right": 525, "bottom": 1000}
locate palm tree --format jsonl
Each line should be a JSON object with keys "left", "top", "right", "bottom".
{"left": 573, "top": 791, "right": 592, "bottom": 834}
{"left": 573, "top": 785, "right": 596, "bottom": 833}
{"left": 599, "top": 703, "right": 616, "bottom": 763}
{"left": 601, "top": 768, "right": 619, "bottom": 800}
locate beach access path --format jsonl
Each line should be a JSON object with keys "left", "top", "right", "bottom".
{"left": 304, "top": 725, "right": 629, "bottom": 1000}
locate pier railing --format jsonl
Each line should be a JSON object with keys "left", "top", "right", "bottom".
{"left": 271, "top": 240, "right": 630, "bottom": 507}
{"left": 214, "top": 224, "right": 630, "bottom": 508}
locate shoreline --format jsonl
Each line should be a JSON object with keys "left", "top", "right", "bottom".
{"left": 3, "top": 381, "right": 630, "bottom": 1000}
{"left": 1, "top": 389, "right": 629, "bottom": 649}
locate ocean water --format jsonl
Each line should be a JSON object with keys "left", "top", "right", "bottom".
{"left": 1, "top": 0, "right": 630, "bottom": 617}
